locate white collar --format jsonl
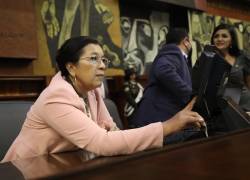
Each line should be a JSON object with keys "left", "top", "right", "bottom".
{"left": 181, "top": 50, "right": 188, "bottom": 59}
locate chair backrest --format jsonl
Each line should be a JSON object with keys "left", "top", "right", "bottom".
{"left": 0, "top": 101, "right": 33, "bottom": 160}
{"left": 103, "top": 98, "right": 123, "bottom": 130}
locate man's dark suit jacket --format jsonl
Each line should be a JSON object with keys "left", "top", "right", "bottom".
{"left": 133, "top": 44, "right": 192, "bottom": 127}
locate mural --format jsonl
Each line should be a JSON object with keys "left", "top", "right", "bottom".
{"left": 188, "top": 11, "right": 215, "bottom": 62}
{"left": 243, "top": 22, "right": 250, "bottom": 53}
{"left": 120, "top": 11, "right": 169, "bottom": 75}
{"left": 40, "top": 0, "right": 122, "bottom": 69}
{"left": 189, "top": 10, "right": 250, "bottom": 63}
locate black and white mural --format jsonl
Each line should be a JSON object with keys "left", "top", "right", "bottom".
{"left": 120, "top": 10, "right": 169, "bottom": 75}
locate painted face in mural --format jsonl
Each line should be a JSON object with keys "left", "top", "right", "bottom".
{"left": 121, "top": 13, "right": 169, "bottom": 75}
{"left": 158, "top": 26, "right": 169, "bottom": 48}
{"left": 121, "top": 17, "right": 151, "bottom": 74}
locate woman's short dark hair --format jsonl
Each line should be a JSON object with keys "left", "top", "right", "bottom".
{"left": 56, "top": 36, "right": 101, "bottom": 77}
{"left": 211, "top": 23, "right": 240, "bottom": 56}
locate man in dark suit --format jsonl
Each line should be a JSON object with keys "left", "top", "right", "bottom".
{"left": 133, "top": 28, "right": 194, "bottom": 144}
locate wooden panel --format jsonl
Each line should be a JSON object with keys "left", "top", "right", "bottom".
{"left": 156, "top": 0, "right": 207, "bottom": 10}
{"left": 207, "top": 0, "right": 250, "bottom": 21}
{"left": 1, "top": 128, "right": 250, "bottom": 179}
{"left": 0, "top": 76, "right": 49, "bottom": 100}
{"left": 78, "top": 128, "right": 250, "bottom": 180}
{"left": 0, "top": 0, "right": 37, "bottom": 59}
{"left": 0, "top": 58, "right": 34, "bottom": 76}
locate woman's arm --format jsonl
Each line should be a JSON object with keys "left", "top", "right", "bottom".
{"left": 42, "top": 87, "right": 203, "bottom": 156}
{"left": 41, "top": 88, "right": 163, "bottom": 156}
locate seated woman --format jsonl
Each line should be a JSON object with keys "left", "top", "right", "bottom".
{"left": 193, "top": 23, "right": 250, "bottom": 133}
{"left": 1, "top": 36, "right": 204, "bottom": 162}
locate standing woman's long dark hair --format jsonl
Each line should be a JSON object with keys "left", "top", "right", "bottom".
{"left": 211, "top": 23, "right": 241, "bottom": 57}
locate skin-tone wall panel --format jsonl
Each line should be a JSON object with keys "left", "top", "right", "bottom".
{"left": 0, "top": 0, "right": 37, "bottom": 59}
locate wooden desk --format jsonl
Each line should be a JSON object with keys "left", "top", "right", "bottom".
{"left": 1, "top": 128, "right": 250, "bottom": 179}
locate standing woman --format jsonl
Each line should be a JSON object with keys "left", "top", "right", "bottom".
{"left": 2, "top": 36, "right": 204, "bottom": 162}
{"left": 193, "top": 24, "right": 250, "bottom": 134}
{"left": 211, "top": 24, "right": 250, "bottom": 111}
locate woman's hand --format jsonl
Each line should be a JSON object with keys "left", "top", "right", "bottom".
{"left": 162, "top": 97, "right": 205, "bottom": 137}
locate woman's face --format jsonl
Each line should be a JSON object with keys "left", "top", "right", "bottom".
{"left": 212, "top": 29, "right": 232, "bottom": 52}
{"left": 70, "top": 44, "right": 107, "bottom": 92}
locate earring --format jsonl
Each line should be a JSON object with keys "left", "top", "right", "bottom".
{"left": 73, "top": 76, "right": 77, "bottom": 84}
{"left": 69, "top": 74, "right": 76, "bottom": 84}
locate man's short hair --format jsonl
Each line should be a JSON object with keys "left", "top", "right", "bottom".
{"left": 165, "top": 28, "right": 189, "bottom": 45}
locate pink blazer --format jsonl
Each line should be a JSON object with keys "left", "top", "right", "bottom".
{"left": 2, "top": 73, "right": 163, "bottom": 162}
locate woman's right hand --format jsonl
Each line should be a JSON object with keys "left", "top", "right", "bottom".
{"left": 162, "top": 97, "right": 205, "bottom": 137}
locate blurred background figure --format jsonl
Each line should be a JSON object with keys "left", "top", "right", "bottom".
{"left": 123, "top": 66, "right": 144, "bottom": 128}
